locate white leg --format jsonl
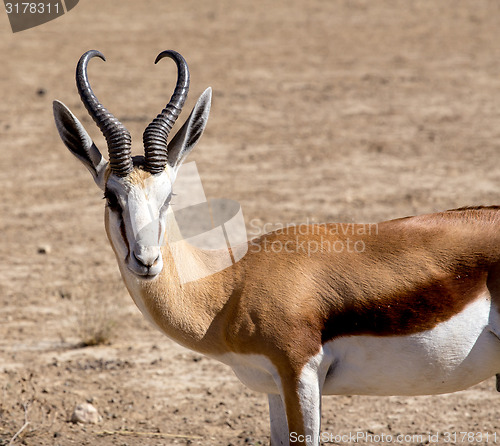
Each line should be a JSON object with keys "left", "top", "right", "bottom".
{"left": 296, "top": 365, "right": 322, "bottom": 446}
{"left": 276, "top": 367, "right": 322, "bottom": 446}
{"left": 268, "top": 352, "right": 326, "bottom": 446}
{"left": 268, "top": 393, "right": 289, "bottom": 446}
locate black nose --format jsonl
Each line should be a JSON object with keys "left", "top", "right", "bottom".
{"left": 132, "top": 251, "right": 159, "bottom": 268}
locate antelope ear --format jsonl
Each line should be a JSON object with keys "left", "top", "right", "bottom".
{"left": 167, "top": 87, "right": 212, "bottom": 172}
{"left": 53, "top": 100, "right": 107, "bottom": 190}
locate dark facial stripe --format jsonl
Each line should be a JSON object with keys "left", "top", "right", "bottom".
{"left": 119, "top": 215, "right": 130, "bottom": 259}
{"left": 104, "top": 188, "right": 122, "bottom": 213}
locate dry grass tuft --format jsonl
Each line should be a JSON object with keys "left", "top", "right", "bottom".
{"left": 76, "top": 294, "right": 116, "bottom": 347}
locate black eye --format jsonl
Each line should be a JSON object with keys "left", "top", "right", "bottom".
{"left": 104, "top": 189, "right": 122, "bottom": 213}
{"left": 161, "top": 194, "right": 173, "bottom": 210}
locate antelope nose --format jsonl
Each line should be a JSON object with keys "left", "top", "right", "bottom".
{"left": 132, "top": 247, "right": 160, "bottom": 268}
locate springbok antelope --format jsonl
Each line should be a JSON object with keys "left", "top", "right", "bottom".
{"left": 54, "top": 50, "right": 500, "bottom": 446}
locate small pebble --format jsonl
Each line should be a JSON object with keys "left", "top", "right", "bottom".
{"left": 37, "top": 244, "right": 51, "bottom": 254}
{"left": 71, "top": 403, "right": 102, "bottom": 424}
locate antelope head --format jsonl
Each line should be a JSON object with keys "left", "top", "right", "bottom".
{"left": 53, "top": 50, "right": 212, "bottom": 280}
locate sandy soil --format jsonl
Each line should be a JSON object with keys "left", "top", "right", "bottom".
{"left": 2, "top": 0, "right": 500, "bottom": 444}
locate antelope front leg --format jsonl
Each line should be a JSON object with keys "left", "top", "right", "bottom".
{"left": 278, "top": 367, "right": 322, "bottom": 446}
{"left": 268, "top": 393, "right": 289, "bottom": 445}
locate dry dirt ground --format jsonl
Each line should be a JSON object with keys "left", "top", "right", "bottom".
{"left": 2, "top": 1, "right": 500, "bottom": 445}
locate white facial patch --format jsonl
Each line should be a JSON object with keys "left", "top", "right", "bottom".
{"left": 108, "top": 170, "right": 173, "bottom": 251}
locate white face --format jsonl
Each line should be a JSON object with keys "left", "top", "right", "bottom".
{"left": 104, "top": 167, "right": 175, "bottom": 280}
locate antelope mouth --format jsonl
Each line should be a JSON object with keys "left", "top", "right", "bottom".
{"left": 127, "top": 266, "right": 162, "bottom": 281}
{"left": 126, "top": 253, "right": 164, "bottom": 281}
{"left": 137, "top": 272, "right": 160, "bottom": 281}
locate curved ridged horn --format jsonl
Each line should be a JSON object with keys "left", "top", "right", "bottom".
{"left": 143, "top": 50, "right": 190, "bottom": 174}
{"left": 76, "top": 50, "right": 133, "bottom": 177}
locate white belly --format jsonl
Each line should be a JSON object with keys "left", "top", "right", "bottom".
{"left": 215, "top": 352, "right": 282, "bottom": 394}
{"left": 323, "top": 294, "right": 500, "bottom": 396}
{"left": 216, "top": 294, "right": 500, "bottom": 397}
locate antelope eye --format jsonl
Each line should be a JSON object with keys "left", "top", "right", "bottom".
{"left": 104, "top": 190, "right": 122, "bottom": 213}
{"left": 161, "top": 194, "right": 173, "bottom": 210}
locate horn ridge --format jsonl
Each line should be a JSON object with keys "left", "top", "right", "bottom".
{"left": 76, "top": 50, "right": 133, "bottom": 177}
{"left": 143, "top": 50, "right": 190, "bottom": 174}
